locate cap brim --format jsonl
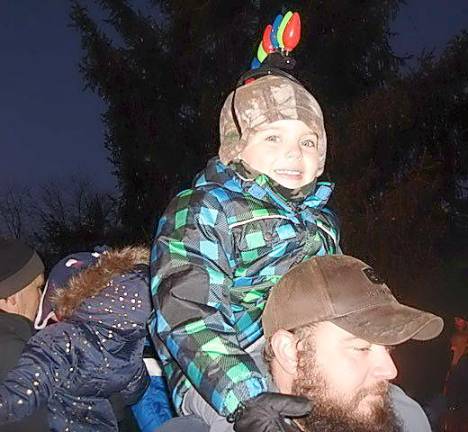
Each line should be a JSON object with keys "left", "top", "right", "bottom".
{"left": 331, "top": 301, "right": 444, "bottom": 345}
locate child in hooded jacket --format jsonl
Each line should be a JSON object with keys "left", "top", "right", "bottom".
{"left": 0, "top": 246, "right": 152, "bottom": 432}
{"left": 150, "top": 71, "right": 340, "bottom": 430}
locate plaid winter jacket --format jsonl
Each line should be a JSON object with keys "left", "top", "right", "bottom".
{"left": 150, "top": 157, "right": 340, "bottom": 416}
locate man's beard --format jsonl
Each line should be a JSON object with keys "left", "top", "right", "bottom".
{"left": 292, "top": 341, "right": 401, "bottom": 432}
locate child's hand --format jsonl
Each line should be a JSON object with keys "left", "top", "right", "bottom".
{"left": 228, "top": 392, "right": 311, "bottom": 432}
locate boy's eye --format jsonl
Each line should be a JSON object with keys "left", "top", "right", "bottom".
{"left": 301, "top": 135, "right": 318, "bottom": 148}
{"left": 265, "top": 135, "right": 280, "bottom": 143}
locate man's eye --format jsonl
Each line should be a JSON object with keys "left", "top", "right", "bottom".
{"left": 265, "top": 135, "right": 280, "bottom": 143}
{"left": 353, "top": 346, "right": 371, "bottom": 352}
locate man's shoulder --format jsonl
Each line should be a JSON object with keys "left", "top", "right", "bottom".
{"left": 0, "top": 310, "right": 33, "bottom": 342}
{"left": 390, "top": 383, "right": 431, "bottom": 432}
{"left": 0, "top": 311, "right": 34, "bottom": 381}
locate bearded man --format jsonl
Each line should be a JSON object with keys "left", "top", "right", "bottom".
{"left": 231, "top": 255, "right": 443, "bottom": 432}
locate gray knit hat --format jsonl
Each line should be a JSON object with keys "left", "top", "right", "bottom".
{"left": 219, "top": 75, "right": 327, "bottom": 170}
{"left": 0, "top": 238, "right": 44, "bottom": 299}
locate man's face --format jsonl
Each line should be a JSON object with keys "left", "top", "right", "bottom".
{"left": 239, "top": 119, "right": 322, "bottom": 189}
{"left": 292, "top": 322, "right": 400, "bottom": 431}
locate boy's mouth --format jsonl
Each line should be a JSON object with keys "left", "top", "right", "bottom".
{"left": 274, "top": 169, "right": 303, "bottom": 177}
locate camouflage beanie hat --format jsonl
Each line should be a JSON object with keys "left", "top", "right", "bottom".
{"left": 219, "top": 74, "right": 327, "bottom": 172}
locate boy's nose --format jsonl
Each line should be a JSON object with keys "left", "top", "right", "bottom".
{"left": 285, "top": 144, "right": 302, "bottom": 160}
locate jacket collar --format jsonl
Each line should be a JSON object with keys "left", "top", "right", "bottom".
{"left": 194, "top": 157, "right": 334, "bottom": 212}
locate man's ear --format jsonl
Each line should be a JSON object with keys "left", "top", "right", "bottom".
{"left": 0, "top": 292, "right": 19, "bottom": 312}
{"left": 5, "top": 293, "right": 18, "bottom": 306}
{"left": 270, "top": 329, "right": 298, "bottom": 375}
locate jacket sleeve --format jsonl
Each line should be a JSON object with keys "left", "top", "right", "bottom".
{"left": 0, "top": 325, "right": 75, "bottom": 424}
{"left": 317, "top": 206, "right": 342, "bottom": 254}
{"left": 150, "top": 189, "right": 267, "bottom": 416}
{"left": 120, "top": 360, "right": 150, "bottom": 405}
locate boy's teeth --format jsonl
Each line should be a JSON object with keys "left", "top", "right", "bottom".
{"left": 275, "top": 169, "right": 301, "bottom": 175}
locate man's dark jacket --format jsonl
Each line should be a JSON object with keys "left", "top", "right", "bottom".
{"left": 0, "top": 311, "right": 49, "bottom": 432}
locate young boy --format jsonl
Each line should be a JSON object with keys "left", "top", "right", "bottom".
{"left": 150, "top": 72, "right": 340, "bottom": 431}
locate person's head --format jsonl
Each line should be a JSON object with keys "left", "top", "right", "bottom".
{"left": 450, "top": 331, "right": 468, "bottom": 365}
{"left": 219, "top": 75, "right": 326, "bottom": 189}
{"left": 34, "top": 249, "right": 104, "bottom": 329}
{"left": 35, "top": 246, "right": 150, "bottom": 331}
{"left": 262, "top": 255, "right": 444, "bottom": 431}
{"left": 0, "top": 238, "right": 45, "bottom": 321}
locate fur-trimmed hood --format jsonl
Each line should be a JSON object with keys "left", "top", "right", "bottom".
{"left": 54, "top": 246, "right": 149, "bottom": 318}
{"left": 35, "top": 247, "right": 151, "bottom": 332}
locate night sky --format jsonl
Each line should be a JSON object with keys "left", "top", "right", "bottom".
{"left": 1, "top": 1, "right": 467, "bottom": 193}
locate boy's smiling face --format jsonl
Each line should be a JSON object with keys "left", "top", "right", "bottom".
{"left": 239, "top": 119, "right": 323, "bottom": 189}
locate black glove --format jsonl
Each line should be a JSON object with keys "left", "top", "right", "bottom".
{"left": 227, "top": 392, "right": 311, "bottom": 432}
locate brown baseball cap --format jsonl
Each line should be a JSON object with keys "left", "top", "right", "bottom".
{"left": 219, "top": 75, "right": 327, "bottom": 171}
{"left": 263, "top": 255, "right": 444, "bottom": 345}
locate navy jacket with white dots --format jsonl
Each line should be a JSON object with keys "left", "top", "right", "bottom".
{"left": 0, "top": 247, "right": 152, "bottom": 432}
